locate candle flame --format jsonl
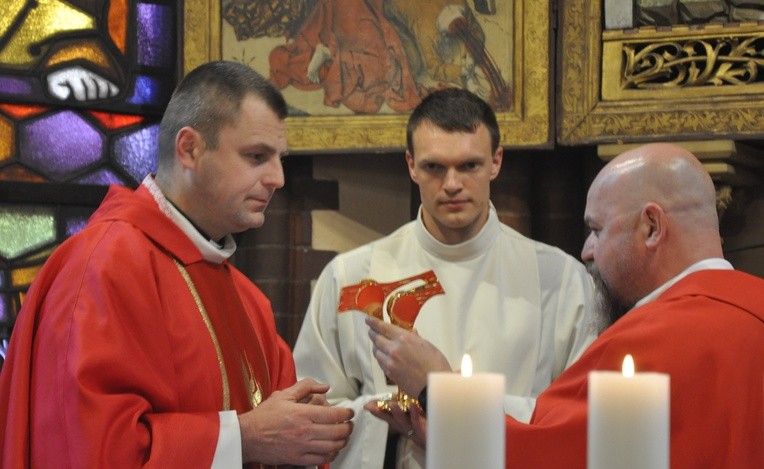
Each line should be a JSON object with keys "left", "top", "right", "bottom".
{"left": 622, "top": 354, "right": 635, "bottom": 377}
{"left": 461, "top": 354, "right": 472, "bottom": 377}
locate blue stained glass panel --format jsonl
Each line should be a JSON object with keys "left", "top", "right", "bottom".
{"left": 127, "top": 75, "right": 169, "bottom": 106}
{"left": 0, "top": 76, "right": 33, "bottom": 97}
{"left": 75, "top": 168, "right": 128, "bottom": 186}
{"left": 19, "top": 111, "right": 104, "bottom": 181}
{"left": 0, "top": 295, "right": 6, "bottom": 322}
{"left": 114, "top": 125, "right": 158, "bottom": 183}
{"left": 137, "top": 3, "right": 173, "bottom": 68}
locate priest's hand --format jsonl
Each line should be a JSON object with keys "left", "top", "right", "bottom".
{"left": 366, "top": 316, "right": 452, "bottom": 398}
{"left": 238, "top": 378, "right": 354, "bottom": 465}
{"left": 364, "top": 398, "right": 428, "bottom": 448}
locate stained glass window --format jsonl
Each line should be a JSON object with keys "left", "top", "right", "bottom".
{"left": 0, "top": 198, "right": 98, "bottom": 351}
{"left": 0, "top": 0, "right": 178, "bottom": 351}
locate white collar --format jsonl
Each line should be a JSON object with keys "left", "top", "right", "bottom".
{"left": 414, "top": 202, "right": 499, "bottom": 261}
{"left": 142, "top": 175, "right": 236, "bottom": 264}
{"left": 634, "top": 258, "right": 733, "bottom": 308}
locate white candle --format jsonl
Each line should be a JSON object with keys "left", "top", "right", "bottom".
{"left": 426, "top": 354, "right": 505, "bottom": 469}
{"left": 588, "top": 354, "right": 670, "bottom": 469}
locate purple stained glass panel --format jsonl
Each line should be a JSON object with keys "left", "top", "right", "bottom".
{"left": 0, "top": 295, "right": 6, "bottom": 322}
{"left": 137, "top": 3, "right": 173, "bottom": 67}
{"left": 19, "top": 111, "right": 104, "bottom": 181}
{"left": 0, "top": 76, "right": 33, "bottom": 96}
{"left": 75, "top": 168, "right": 128, "bottom": 186}
{"left": 114, "top": 124, "right": 158, "bottom": 183}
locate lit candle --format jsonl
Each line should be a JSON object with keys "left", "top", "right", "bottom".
{"left": 588, "top": 354, "right": 670, "bottom": 469}
{"left": 426, "top": 354, "right": 505, "bottom": 469}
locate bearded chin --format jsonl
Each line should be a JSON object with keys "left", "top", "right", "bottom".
{"left": 586, "top": 263, "right": 633, "bottom": 335}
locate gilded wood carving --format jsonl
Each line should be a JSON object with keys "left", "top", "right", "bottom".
{"left": 559, "top": 0, "right": 764, "bottom": 145}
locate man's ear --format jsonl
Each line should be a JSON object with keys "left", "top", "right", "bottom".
{"left": 489, "top": 146, "right": 503, "bottom": 181}
{"left": 642, "top": 203, "right": 665, "bottom": 249}
{"left": 405, "top": 151, "right": 418, "bottom": 183}
{"left": 175, "top": 126, "right": 203, "bottom": 169}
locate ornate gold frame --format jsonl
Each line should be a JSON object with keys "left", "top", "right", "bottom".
{"left": 183, "top": 0, "right": 552, "bottom": 152}
{"left": 559, "top": 0, "right": 764, "bottom": 145}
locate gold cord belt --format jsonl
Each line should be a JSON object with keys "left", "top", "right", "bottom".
{"left": 173, "top": 259, "right": 231, "bottom": 410}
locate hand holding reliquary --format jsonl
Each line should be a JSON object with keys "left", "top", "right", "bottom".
{"left": 337, "top": 270, "right": 445, "bottom": 411}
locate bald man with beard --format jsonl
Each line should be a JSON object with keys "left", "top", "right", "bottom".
{"left": 367, "top": 142, "right": 764, "bottom": 468}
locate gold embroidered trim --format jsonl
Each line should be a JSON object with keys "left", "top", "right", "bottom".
{"left": 173, "top": 259, "right": 230, "bottom": 410}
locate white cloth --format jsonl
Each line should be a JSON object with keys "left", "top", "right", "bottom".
{"left": 293, "top": 205, "right": 596, "bottom": 469}
{"left": 634, "top": 257, "right": 733, "bottom": 308}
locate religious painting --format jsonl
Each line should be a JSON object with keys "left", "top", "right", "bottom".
{"left": 184, "top": 0, "right": 553, "bottom": 151}
{"left": 558, "top": 0, "right": 764, "bottom": 145}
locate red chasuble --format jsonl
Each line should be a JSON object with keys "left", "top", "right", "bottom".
{"left": 0, "top": 184, "right": 296, "bottom": 467}
{"left": 504, "top": 269, "right": 764, "bottom": 468}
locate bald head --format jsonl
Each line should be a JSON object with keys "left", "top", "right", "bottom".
{"left": 590, "top": 143, "right": 719, "bottom": 234}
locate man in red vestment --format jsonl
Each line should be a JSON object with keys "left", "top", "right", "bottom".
{"left": 0, "top": 61, "right": 353, "bottom": 467}
{"left": 367, "top": 142, "right": 764, "bottom": 467}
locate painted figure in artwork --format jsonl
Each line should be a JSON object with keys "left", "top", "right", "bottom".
{"left": 267, "top": 0, "right": 425, "bottom": 114}
{"left": 222, "top": 0, "right": 511, "bottom": 113}
{"left": 383, "top": 0, "right": 510, "bottom": 109}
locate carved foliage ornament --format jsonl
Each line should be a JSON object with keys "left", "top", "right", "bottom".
{"left": 559, "top": 0, "right": 764, "bottom": 144}
{"left": 623, "top": 34, "right": 764, "bottom": 89}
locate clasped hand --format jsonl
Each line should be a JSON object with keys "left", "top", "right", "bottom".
{"left": 238, "top": 378, "right": 354, "bottom": 466}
